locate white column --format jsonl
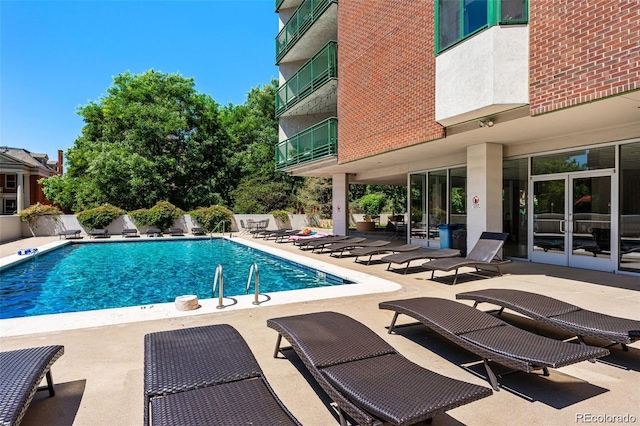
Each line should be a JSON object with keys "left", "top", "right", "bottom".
{"left": 466, "top": 143, "right": 503, "bottom": 248}
{"left": 16, "top": 172, "right": 24, "bottom": 213}
{"left": 332, "top": 173, "right": 349, "bottom": 235}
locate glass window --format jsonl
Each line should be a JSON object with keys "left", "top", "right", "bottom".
{"left": 503, "top": 158, "right": 528, "bottom": 258}
{"left": 410, "top": 174, "right": 427, "bottom": 239}
{"left": 437, "top": 0, "right": 528, "bottom": 52}
{"left": 5, "top": 174, "right": 16, "bottom": 189}
{"left": 4, "top": 199, "right": 17, "bottom": 214}
{"left": 619, "top": 142, "right": 640, "bottom": 272}
{"left": 500, "top": 0, "right": 527, "bottom": 22}
{"left": 464, "top": 0, "right": 488, "bottom": 36}
{"left": 450, "top": 167, "right": 467, "bottom": 226}
{"left": 531, "top": 146, "right": 615, "bottom": 175}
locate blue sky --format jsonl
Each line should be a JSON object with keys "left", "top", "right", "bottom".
{"left": 1, "top": 0, "right": 278, "bottom": 160}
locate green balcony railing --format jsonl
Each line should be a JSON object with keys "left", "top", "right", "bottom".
{"left": 276, "top": 41, "right": 337, "bottom": 117}
{"left": 276, "top": 0, "right": 336, "bottom": 63}
{"left": 276, "top": 0, "right": 285, "bottom": 11}
{"left": 275, "top": 117, "right": 337, "bottom": 171}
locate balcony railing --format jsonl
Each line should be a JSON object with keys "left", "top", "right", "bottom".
{"left": 275, "top": 117, "right": 337, "bottom": 171}
{"left": 276, "top": 41, "right": 337, "bottom": 117}
{"left": 276, "top": 0, "right": 285, "bottom": 11}
{"left": 276, "top": 0, "right": 336, "bottom": 63}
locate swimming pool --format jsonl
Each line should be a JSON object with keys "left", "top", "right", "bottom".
{"left": 0, "top": 239, "right": 351, "bottom": 319}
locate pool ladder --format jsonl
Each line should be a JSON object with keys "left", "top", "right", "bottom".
{"left": 212, "top": 262, "right": 261, "bottom": 309}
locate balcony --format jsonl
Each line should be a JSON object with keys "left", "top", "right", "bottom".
{"left": 276, "top": 0, "right": 337, "bottom": 64}
{"left": 276, "top": 41, "right": 337, "bottom": 117}
{"left": 276, "top": 0, "right": 301, "bottom": 12}
{"left": 275, "top": 117, "right": 337, "bottom": 171}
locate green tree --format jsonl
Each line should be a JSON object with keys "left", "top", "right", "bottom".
{"left": 42, "top": 70, "right": 230, "bottom": 211}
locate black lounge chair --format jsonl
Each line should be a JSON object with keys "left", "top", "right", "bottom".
{"left": 268, "top": 311, "right": 492, "bottom": 426}
{"left": 379, "top": 298, "right": 610, "bottom": 390}
{"left": 456, "top": 288, "right": 640, "bottom": 349}
{"left": 298, "top": 235, "right": 349, "bottom": 250}
{"left": 0, "top": 345, "right": 64, "bottom": 426}
{"left": 421, "top": 232, "right": 510, "bottom": 284}
{"left": 351, "top": 243, "right": 421, "bottom": 265}
{"left": 273, "top": 229, "right": 302, "bottom": 243}
{"left": 144, "top": 324, "right": 300, "bottom": 426}
{"left": 145, "top": 227, "right": 162, "bottom": 237}
{"left": 121, "top": 228, "right": 139, "bottom": 237}
{"left": 312, "top": 237, "right": 367, "bottom": 254}
{"left": 88, "top": 229, "right": 109, "bottom": 238}
{"left": 190, "top": 227, "right": 206, "bottom": 235}
{"left": 325, "top": 239, "right": 390, "bottom": 257}
{"left": 168, "top": 227, "right": 184, "bottom": 236}
{"left": 58, "top": 229, "right": 81, "bottom": 239}
{"left": 381, "top": 248, "right": 461, "bottom": 274}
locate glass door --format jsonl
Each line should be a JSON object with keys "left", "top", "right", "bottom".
{"left": 531, "top": 177, "right": 568, "bottom": 266}
{"left": 530, "top": 172, "right": 615, "bottom": 271}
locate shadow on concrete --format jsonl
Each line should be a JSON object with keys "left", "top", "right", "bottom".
{"left": 387, "top": 323, "right": 609, "bottom": 408}
{"left": 278, "top": 347, "right": 466, "bottom": 425}
{"left": 21, "top": 379, "right": 86, "bottom": 426}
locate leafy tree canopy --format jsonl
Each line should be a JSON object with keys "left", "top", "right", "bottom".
{"left": 43, "top": 70, "right": 229, "bottom": 211}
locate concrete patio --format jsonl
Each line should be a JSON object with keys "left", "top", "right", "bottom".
{"left": 1, "top": 234, "right": 638, "bottom": 425}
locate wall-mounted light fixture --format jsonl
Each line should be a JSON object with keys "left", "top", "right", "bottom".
{"left": 479, "top": 118, "right": 494, "bottom": 128}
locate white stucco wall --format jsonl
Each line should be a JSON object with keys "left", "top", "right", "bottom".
{"left": 436, "top": 25, "right": 529, "bottom": 126}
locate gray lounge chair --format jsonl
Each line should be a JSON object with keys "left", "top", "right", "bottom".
{"left": 351, "top": 243, "right": 421, "bottom": 265}
{"left": 298, "top": 235, "right": 349, "bottom": 250}
{"left": 382, "top": 248, "right": 461, "bottom": 274}
{"left": 0, "top": 345, "right": 64, "bottom": 426}
{"left": 268, "top": 311, "right": 492, "bottom": 426}
{"left": 273, "top": 229, "right": 302, "bottom": 243}
{"left": 421, "top": 232, "right": 510, "bottom": 284}
{"left": 121, "top": 228, "right": 139, "bottom": 237}
{"left": 456, "top": 288, "right": 640, "bottom": 349}
{"left": 88, "top": 229, "right": 109, "bottom": 238}
{"left": 168, "top": 227, "right": 184, "bottom": 236}
{"left": 379, "top": 297, "right": 610, "bottom": 390}
{"left": 145, "top": 227, "right": 162, "bottom": 237}
{"left": 325, "top": 239, "right": 390, "bottom": 257}
{"left": 144, "top": 324, "right": 300, "bottom": 426}
{"left": 58, "top": 229, "right": 82, "bottom": 240}
{"left": 313, "top": 237, "right": 367, "bottom": 253}
{"left": 190, "top": 227, "right": 206, "bottom": 235}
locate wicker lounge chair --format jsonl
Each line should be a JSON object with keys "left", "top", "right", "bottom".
{"left": 456, "top": 288, "right": 640, "bottom": 349}
{"left": 311, "top": 237, "right": 366, "bottom": 253}
{"left": 58, "top": 229, "right": 82, "bottom": 239}
{"left": 379, "top": 297, "right": 610, "bottom": 390}
{"left": 88, "top": 229, "right": 109, "bottom": 238}
{"left": 273, "top": 229, "right": 302, "bottom": 243}
{"left": 298, "top": 235, "right": 348, "bottom": 250}
{"left": 421, "top": 232, "right": 510, "bottom": 284}
{"left": 190, "top": 227, "right": 206, "bottom": 235}
{"left": 0, "top": 345, "right": 65, "bottom": 426}
{"left": 267, "top": 311, "right": 492, "bottom": 426}
{"left": 381, "top": 248, "right": 461, "bottom": 274}
{"left": 351, "top": 243, "right": 421, "bottom": 265}
{"left": 324, "top": 239, "right": 390, "bottom": 257}
{"left": 121, "top": 228, "right": 139, "bottom": 237}
{"left": 144, "top": 324, "right": 300, "bottom": 426}
{"left": 145, "top": 227, "right": 162, "bottom": 237}
{"left": 168, "top": 227, "right": 184, "bottom": 236}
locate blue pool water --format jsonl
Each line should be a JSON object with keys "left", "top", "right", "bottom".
{"left": 0, "top": 239, "right": 350, "bottom": 319}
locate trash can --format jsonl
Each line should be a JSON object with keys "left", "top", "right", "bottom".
{"left": 452, "top": 229, "right": 467, "bottom": 257}
{"left": 437, "top": 224, "right": 459, "bottom": 249}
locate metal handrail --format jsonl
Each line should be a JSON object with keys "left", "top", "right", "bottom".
{"left": 245, "top": 262, "right": 260, "bottom": 305}
{"left": 213, "top": 264, "right": 225, "bottom": 309}
{"left": 275, "top": 117, "right": 337, "bottom": 171}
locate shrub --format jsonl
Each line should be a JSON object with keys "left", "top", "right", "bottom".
{"left": 76, "top": 204, "right": 126, "bottom": 230}
{"left": 129, "top": 201, "right": 184, "bottom": 230}
{"left": 189, "top": 205, "right": 233, "bottom": 232}
{"left": 359, "top": 194, "right": 386, "bottom": 217}
{"left": 269, "top": 210, "right": 289, "bottom": 223}
{"left": 18, "top": 204, "right": 63, "bottom": 230}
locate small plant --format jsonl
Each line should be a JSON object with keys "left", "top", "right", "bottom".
{"left": 18, "top": 204, "right": 63, "bottom": 234}
{"left": 129, "top": 201, "right": 184, "bottom": 231}
{"left": 76, "top": 204, "right": 126, "bottom": 230}
{"left": 189, "top": 205, "right": 233, "bottom": 232}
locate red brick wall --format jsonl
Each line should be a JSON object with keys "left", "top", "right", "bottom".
{"left": 529, "top": 0, "right": 640, "bottom": 115}
{"left": 338, "top": 1, "right": 444, "bottom": 163}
